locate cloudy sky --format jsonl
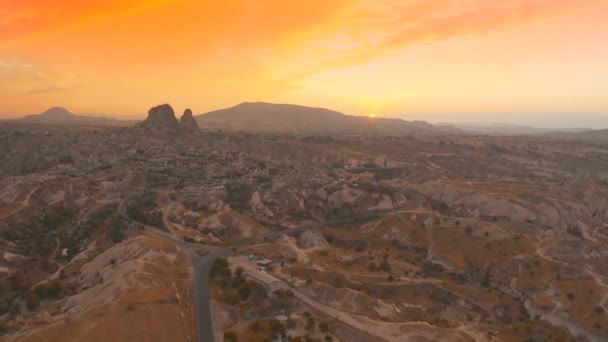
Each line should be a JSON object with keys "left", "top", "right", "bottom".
{"left": 1, "top": 0, "right": 607, "bottom": 127}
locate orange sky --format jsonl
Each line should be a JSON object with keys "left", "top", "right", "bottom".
{"left": 1, "top": 0, "right": 607, "bottom": 126}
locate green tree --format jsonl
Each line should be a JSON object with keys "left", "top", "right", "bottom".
{"left": 239, "top": 283, "right": 252, "bottom": 300}
{"left": 25, "top": 292, "right": 40, "bottom": 310}
{"left": 481, "top": 265, "right": 492, "bottom": 288}
{"left": 110, "top": 227, "right": 125, "bottom": 243}
{"left": 224, "top": 331, "right": 238, "bottom": 342}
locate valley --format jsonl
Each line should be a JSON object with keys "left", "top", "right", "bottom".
{"left": 0, "top": 105, "right": 607, "bottom": 341}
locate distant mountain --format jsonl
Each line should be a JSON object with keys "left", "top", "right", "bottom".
{"left": 14, "top": 107, "right": 135, "bottom": 126}
{"left": 545, "top": 129, "right": 608, "bottom": 141}
{"left": 196, "top": 102, "right": 458, "bottom": 135}
{"left": 438, "top": 122, "right": 592, "bottom": 136}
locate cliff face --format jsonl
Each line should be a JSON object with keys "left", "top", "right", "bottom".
{"left": 139, "top": 104, "right": 179, "bottom": 129}
{"left": 179, "top": 108, "right": 200, "bottom": 133}
{"left": 138, "top": 105, "right": 200, "bottom": 133}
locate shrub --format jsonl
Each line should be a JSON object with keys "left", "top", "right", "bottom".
{"left": 250, "top": 321, "right": 260, "bottom": 332}
{"left": 487, "top": 143, "right": 507, "bottom": 154}
{"left": 110, "top": 227, "right": 125, "bottom": 243}
{"left": 323, "top": 233, "right": 336, "bottom": 245}
{"left": 566, "top": 225, "right": 583, "bottom": 238}
{"left": 305, "top": 317, "right": 315, "bottom": 331}
{"left": 183, "top": 236, "right": 196, "bottom": 243}
{"left": 355, "top": 241, "right": 366, "bottom": 252}
{"left": 270, "top": 319, "right": 285, "bottom": 334}
{"left": 210, "top": 258, "right": 230, "bottom": 278}
{"left": 379, "top": 259, "right": 391, "bottom": 273}
{"left": 224, "top": 331, "right": 238, "bottom": 342}
{"left": 0, "top": 299, "right": 9, "bottom": 315}
{"left": 25, "top": 292, "right": 40, "bottom": 310}
{"left": 239, "top": 283, "right": 251, "bottom": 300}
{"left": 430, "top": 199, "right": 449, "bottom": 212}
{"left": 9, "top": 272, "right": 27, "bottom": 292}
{"left": 481, "top": 266, "right": 492, "bottom": 288}
{"left": 46, "top": 281, "right": 63, "bottom": 299}
{"left": 422, "top": 261, "right": 445, "bottom": 276}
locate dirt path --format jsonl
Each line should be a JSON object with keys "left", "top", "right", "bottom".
{"left": 235, "top": 255, "right": 474, "bottom": 342}
{"left": 0, "top": 186, "right": 38, "bottom": 220}
{"left": 585, "top": 268, "right": 608, "bottom": 289}
{"left": 313, "top": 267, "right": 443, "bottom": 286}
{"left": 535, "top": 234, "right": 572, "bottom": 268}
{"left": 523, "top": 299, "right": 604, "bottom": 342}
{"left": 293, "top": 277, "right": 474, "bottom": 341}
{"left": 161, "top": 202, "right": 179, "bottom": 234}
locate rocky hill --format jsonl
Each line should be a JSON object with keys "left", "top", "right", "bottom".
{"left": 137, "top": 104, "right": 179, "bottom": 130}
{"left": 137, "top": 105, "right": 201, "bottom": 133}
{"left": 196, "top": 102, "right": 459, "bottom": 136}
{"left": 179, "top": 108, "right": 200, "bottom": 133}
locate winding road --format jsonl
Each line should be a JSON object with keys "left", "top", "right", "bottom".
{"left": 117, "top": 182, "right": 439, "bottom": 342}
{"left": 148, "top": 207, "right": 431, "bottom": 342}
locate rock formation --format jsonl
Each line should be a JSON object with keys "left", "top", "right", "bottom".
{"left": 179, "top": 108, "right": 200, "bottom": 133}
{"left": 139, "top": 104, "right": 179, "bottom": 129}
{"left": 298, "top": 229, "right": 329, "bottom": 250}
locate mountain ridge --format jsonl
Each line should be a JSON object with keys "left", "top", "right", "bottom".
{"left": 196, "top": 102, "right": 458, "bottom": 135}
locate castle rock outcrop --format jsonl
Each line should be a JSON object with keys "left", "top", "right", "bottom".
{"left": 138, "top": 104, "right": 179, "bottom": 129}
{"left": 179, "top": 108, "right": 200, "bottom": 133}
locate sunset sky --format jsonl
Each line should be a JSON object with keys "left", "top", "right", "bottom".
{"left": 1, "top": 0, "right": 607, "bottom": 127}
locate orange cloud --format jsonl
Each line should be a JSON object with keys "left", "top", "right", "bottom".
{"left": 0, "top": 59, "right": 79, "bottom": 97}
{"left": 0, "top": 7, "right": 37, "bottom": 26}
{"left": 0, "top": 0, "right": 179, "bottom": 46}
{"left": 0, "top": 0, "right": 605, "bottom": 116}
{"left": 276, "top": 0, "right": 604, "bottom": 82}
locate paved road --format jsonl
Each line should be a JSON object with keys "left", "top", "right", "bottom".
{"left": 146, "top": 228, "right": 229, "bottom": 342}
{"left": 192, "top": 255, "right": 214, "bottom": 342}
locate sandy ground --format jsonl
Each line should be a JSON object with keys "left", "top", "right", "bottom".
{"left": 9, "top": 235, "right": 195, "bottom": 342}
